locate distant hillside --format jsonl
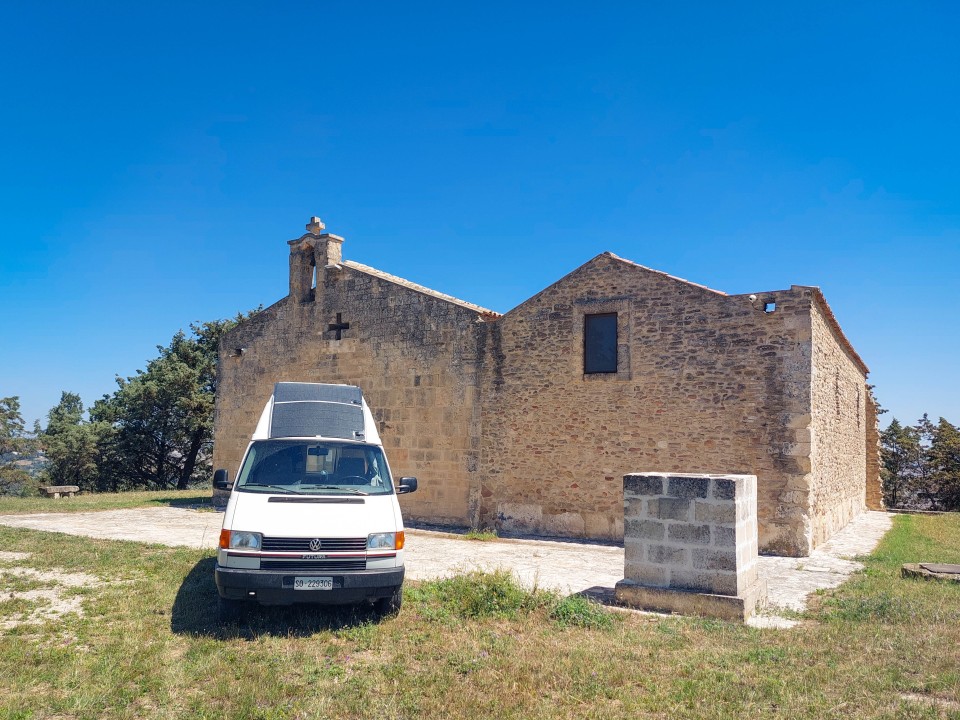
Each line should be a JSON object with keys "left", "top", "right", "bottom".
{"left": 0, "top": 450, "right": 46, "bottom": 478}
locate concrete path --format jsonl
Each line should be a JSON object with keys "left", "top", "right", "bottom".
{"left": 0, "top": 507, "right": 892, "bottom": 628}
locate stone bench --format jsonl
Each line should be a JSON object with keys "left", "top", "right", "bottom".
{"left": 41, "top": 485, "right": 79, "bottom": 499}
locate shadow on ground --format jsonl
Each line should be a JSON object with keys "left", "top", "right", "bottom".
{"left": 149, "top": 495, "right": 217, "bottom": 510}
{"left": 171, "top": 557, "right": 389, "bottom": 639}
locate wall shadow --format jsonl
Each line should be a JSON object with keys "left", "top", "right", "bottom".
{"left": 170, "top": 557, "right": 386, "bottom": 639}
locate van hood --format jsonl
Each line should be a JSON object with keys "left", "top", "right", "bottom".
{"left": 227, "top": 491, "right": 401, "bottom": 538}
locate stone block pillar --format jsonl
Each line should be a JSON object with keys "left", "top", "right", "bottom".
{"left": 614, "top": 472, "right": 766, "bottom": 622}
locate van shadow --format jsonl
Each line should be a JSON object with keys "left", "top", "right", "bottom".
{"left": 170, "top": 557, "right": 387, "bottom": 639}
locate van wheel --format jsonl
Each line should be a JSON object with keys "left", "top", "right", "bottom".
{"left": 375, "top": 587, "right": 402, "bottom": 616}
{"left": 218, "top": 596, "right": 246, "bottom": 624}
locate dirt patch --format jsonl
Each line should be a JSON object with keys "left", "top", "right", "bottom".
{"left": 898, "top": 692, "right": 960, "bottom": 712}
{"left": 0, "top": 553, "right": 103, "bottom": 630}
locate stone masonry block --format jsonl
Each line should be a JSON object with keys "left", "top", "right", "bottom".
{"left": 623, "top": 474, "right": 664, "bottom": 496}
{"left": 713, "top": 478, "right": 736, "bottom": 500}
{"left": 668, "top": 476, "right": 710, "bottom": 499}
{"left": 713, "top": 526, "right": 736, "bottom": 547}
{"left": 625, "top": 563, "right": 669, "bottom": 587}
{"left": 624, "top": 540, "right": 644, "bottom": 565}
{"left": 669, "top": 570, "right": 714, "bottom": 594}
{"left": 707, "top": 575, "right": 740, "bottom": 596}
{"left": 648, "top": 544, "right": 689, "bottom": 566}
{"left": 692, "top": 549, "right": 737, "bottom": 572}
{"left": 649, "top": 497, "right": 691, "bottom": 521}
{"left": 668, "top": 524, "right": 711, "bottom": 545}
{"left": 625, "top": 518, "right": 665, "bottom": 541}
{"left": 695, "top": 501, "right": 736, "bottom": 524}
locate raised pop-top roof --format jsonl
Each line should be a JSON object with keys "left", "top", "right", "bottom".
{"left": 269, "top": 382, "right": 365, "bottom": 441}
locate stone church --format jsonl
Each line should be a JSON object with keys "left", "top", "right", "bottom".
{"left": 213, "top": 217, "right": 882, "bottom": 557}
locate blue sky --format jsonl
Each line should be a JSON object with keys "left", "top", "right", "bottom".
{"left": 1, "top": 2, "right": 957, "bottom": 430}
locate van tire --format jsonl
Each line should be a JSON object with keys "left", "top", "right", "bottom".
{"left": 375, "top": 587, "right": 402, "bottom": 616}
{"left": 218, "top": 596, "right": 245, "bottom": 624}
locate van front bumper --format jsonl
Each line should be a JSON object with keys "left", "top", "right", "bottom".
{"left": 215, "top": 564, "right": 405, "bottom": 605}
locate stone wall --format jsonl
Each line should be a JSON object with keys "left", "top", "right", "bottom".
{"left": 614, "top": 472, "right": 764, "bottom": 621}
{"left": 214, "top": 228, "right": 488, "bottom": 525}
{"left": 213, "top": 221, "right": 872, "bottom": 557}
{"left": 808, "top": 296, "right": 869, "bottom": 547}
{"left": 864, "top": 391, "right": 884, "bottom": 510}
{"left": 477, "top": 254, "right": 815, "bottom": 554}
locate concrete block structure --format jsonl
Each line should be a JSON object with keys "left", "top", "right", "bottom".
{"left": 614, "top": 472, "right": 766, "bottom": 621}
{"left": 213, "top": 216, "right": 881, "bottom": 557}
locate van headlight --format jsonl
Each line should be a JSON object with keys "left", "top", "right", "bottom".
{"left": 228, "top": 530, "right": 262, "bottom": 550}
{"left": 368, "top": 531, "right": 404, "bottom": 550}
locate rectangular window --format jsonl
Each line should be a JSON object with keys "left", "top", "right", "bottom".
{"left": 584, "top": 313, "right": 618, "bottom": 374}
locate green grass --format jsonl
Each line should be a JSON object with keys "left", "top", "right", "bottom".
{"left": 0, "top": 489, "right": 212, "bottom": 515}
{"left": 463, "top": 528, "right": 499, "bottom": 541}
{"left": 0, "top": 514, "right": 958, "bottom": 719}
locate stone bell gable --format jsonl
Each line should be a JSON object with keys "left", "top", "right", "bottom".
{"left": 214, "top": 217, "right": 880, "bottom": 557}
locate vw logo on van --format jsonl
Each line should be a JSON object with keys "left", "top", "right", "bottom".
{"left": 309, "top": 538, "right": 323, "bottom": 552}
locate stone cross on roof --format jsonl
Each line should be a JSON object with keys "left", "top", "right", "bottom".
{"left": 306, "top": 216, "right": 326, "bottom": 235}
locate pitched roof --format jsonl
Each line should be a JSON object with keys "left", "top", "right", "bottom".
{"left": 343, "top": 260, "right": 500, "bottom": 317}
{"left": 604, "top": 252, "right": 728, "bottom": 297}
{"left": 498, "top": 251, "right": 728, "bottom": 319}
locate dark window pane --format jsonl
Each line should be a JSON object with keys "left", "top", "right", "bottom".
{"left": 584, "top": 313, "right": 617, "bottom": 373}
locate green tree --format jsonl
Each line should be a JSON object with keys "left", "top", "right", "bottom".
{"left": 91, "top": 311, "right": 258, "bottom": 490}
{"left": 926, "top": 417, "right": 960, "bottom": 511}
{"left": 42, "top": 392, "right": 116, "bottom": 492}
{"left": 0, "top": 396, "right": 38, "bottom": 495}
{"left": 880, "top": 418, "right": 921, "bottom": 508}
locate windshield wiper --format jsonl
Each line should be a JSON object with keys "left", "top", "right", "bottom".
{"left": 301, "top": 485, "right": 370, "bottom": 496}
{"left": 240, "top": 484, "right": 301, "bottom": 495}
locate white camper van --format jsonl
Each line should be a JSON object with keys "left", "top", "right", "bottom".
{"left": 213, "top": 382, "right": 417, "bottom": 621}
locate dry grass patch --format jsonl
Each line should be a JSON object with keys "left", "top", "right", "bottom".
{"left": 0, "top": 514, "right": 957, "bottom": 719}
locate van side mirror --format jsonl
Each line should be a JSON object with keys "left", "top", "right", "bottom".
{"left": 397, "top": 477, "right": 418, "bottom": 494}
{"left": 213, "top": 469, "right": 233, "bottom": 491}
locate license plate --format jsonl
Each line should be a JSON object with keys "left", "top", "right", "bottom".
{"left": 294, "top": 576, "right": 333, "bottom": 590}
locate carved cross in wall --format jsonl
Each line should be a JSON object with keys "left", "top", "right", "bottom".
{"left": 327, "top": 313, "right": 350, "bottom": 340}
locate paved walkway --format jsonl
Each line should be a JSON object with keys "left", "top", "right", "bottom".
{"left": 0, "top": 507, "right": 892, "bottom": 628}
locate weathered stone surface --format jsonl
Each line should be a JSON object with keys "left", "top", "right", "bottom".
{"left": 650, "top": 497, "right": 691, "bottom": 521}
{"left": 808, "top": 297, "right": 870, "bottom": 550}
{"left": 667, "top": 523, "right": 711, "bottom": 545}
{"left": 865, "top": 392, "right": 884, "bottom": 511}
{"left": 624, "top": 518, "right": 665, "bottom": 541}
{"left": 692, "top": 549, "right": 737, "bottom": 571}
{"left": 713, "top": 479, "right": 736, "bottom": 501}
{"left": 648, "top": 544, "right": 688, "bottom": 566}
{"left": 713, "top": 526, "right": 736, "bottom": 547}
{"left": 695, "top": 501, "right": 736, "bottom": 524}
{"left": 901, "top": 564, "right": 960, "bottom": 582}
{"left": 668, "top": 476, "right": 710, "bottom": 499}
{"left": 615, "top": 578, "right": 767, "bottom": 622}
{"left": 624, "top": 475, "right": 663, "bottom": 496}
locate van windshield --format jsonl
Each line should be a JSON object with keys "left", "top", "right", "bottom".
{"left": 235, "top": 440, "right": 394, "bottom": 496}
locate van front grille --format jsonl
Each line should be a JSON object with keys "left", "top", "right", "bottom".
{"left": 261, "top": 536, "right": 367, "bottom": 552}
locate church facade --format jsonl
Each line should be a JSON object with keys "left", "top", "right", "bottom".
{"left": 213, "top": 217, "right": 882, "bottom": 556}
